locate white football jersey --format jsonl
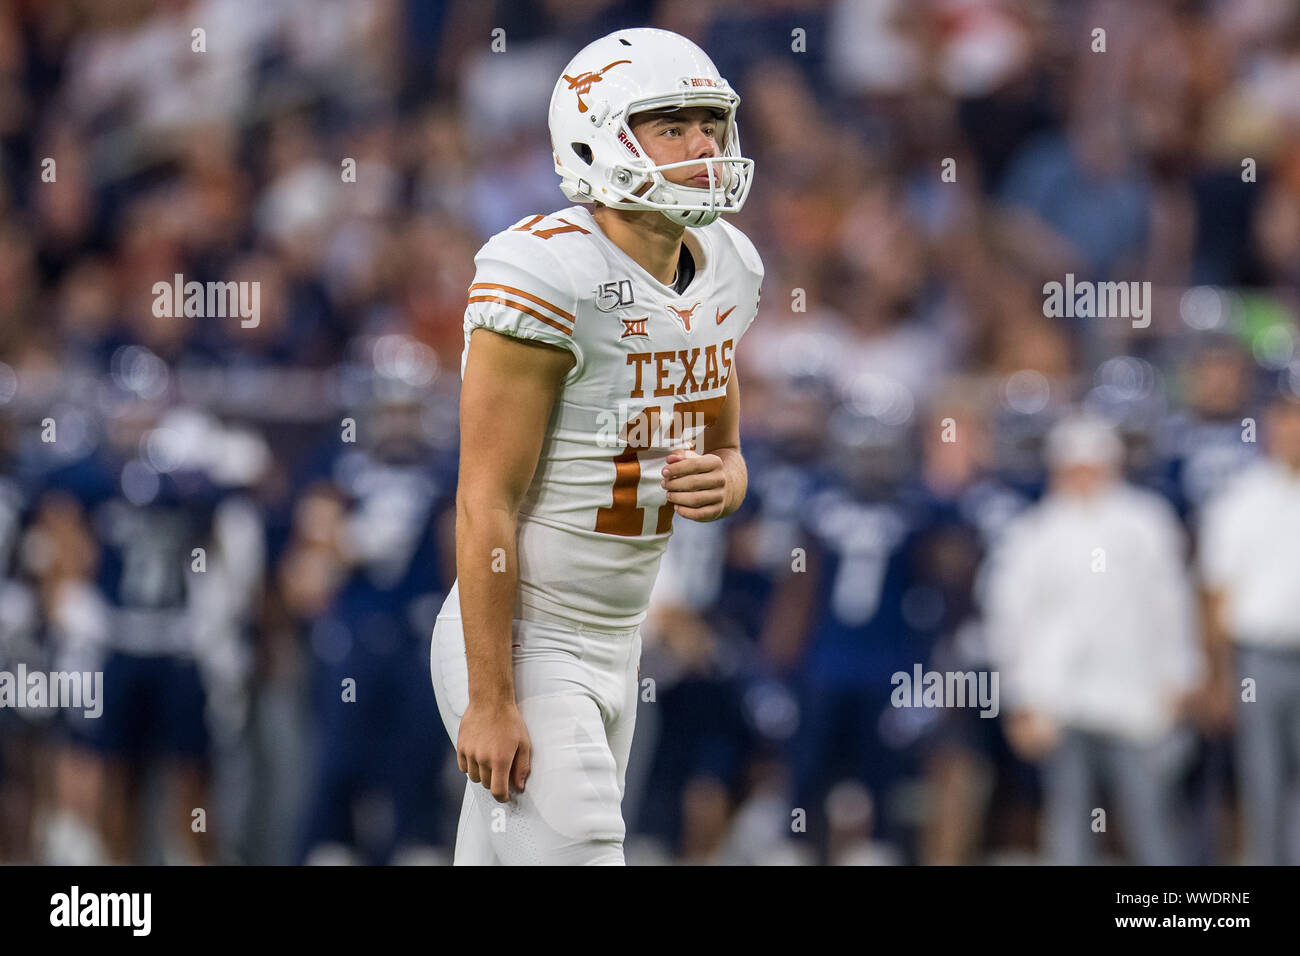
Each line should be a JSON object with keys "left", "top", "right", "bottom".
{"left": 460, "top": 203, "right": 763, "bottom": 627}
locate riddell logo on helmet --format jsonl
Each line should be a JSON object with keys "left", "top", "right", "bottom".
{"left": 688, "top": 78, "right": 721, "bottom": 88}
{"left": 563, "top": 60, "right": 632, "bottom": 113}
{"left": 617, "top": 128, "right": 641, "bottom": 157}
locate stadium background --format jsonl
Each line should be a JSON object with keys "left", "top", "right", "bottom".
{"left": 0, "top": 0, "right": 1297, "bottom": 864}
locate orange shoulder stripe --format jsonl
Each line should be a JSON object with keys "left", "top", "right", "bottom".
{"left": 467, "top": 295, "right": 574, "bottom": 336}
{"left": 468, "top": 283, "right": 575, "bottom": 322}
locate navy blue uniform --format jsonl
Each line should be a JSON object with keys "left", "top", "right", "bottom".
{"left": 46, "top": 453, "right": 220, "bottom": 761}
{"left": 296, "top": 446, "right": 456, "bottom": 862}
{"left": 784, "top": 473, "right": 1030, "bottom": 857}
{"left": 918, "top": 477, "right": 1041, "bottom": 848}
{"left": 0, "top": 469, "right": 42, "bottom": 790}
{"left": 1152, "top": 412, "right": 1258, "bottom": 527}
{"left": 784, "top": 479, "right": 930, "bottom": 854}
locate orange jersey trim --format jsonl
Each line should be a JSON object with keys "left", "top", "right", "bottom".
{"left": 467, "top": 294, "right": 574, "bottom": 336}
{"left": 468, "top": 283, "right": 576, "bottom": 322}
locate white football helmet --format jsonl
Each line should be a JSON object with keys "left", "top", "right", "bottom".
{"left": 548, "top": 28, "right": 754, "bottom": 227}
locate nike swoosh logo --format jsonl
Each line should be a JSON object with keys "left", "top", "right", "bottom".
{"left": 715, "top": 305, "right": 736, "bottom": 325}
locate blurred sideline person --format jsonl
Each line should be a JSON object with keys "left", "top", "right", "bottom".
{"left": 1199, "top": 388, "right": 1300, "bottom": 864}
{"left": 913, "top": 401, "right": 1034, "bottom": 864}
{"left": 1, "top": 479, "right": 67, "bottom": 863}
{"left": 292, "top": 364, "right": 457, "bottom": 865}
{"left": 1153, "top": 337, "right": 1259, "bottom": 863}
{"left": 38, "top": 403, "right": 266, "bottom": 864}
{"left": 1158, "top": 338, "right": 1259, "bottom": 523}
{"left": 983, "top": 414, "right": 1204, "bottom": 865}
{"left": 429, "top": 29, "right": 762, "bottom": 864}
{"left": 760, "top": 405, "right": 963, "bottom": 862}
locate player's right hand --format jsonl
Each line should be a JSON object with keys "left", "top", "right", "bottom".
{"left": 457, "top": 700, "right": 532, "bottom": 803}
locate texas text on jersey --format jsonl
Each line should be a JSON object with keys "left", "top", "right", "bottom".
{"left": 461, "top": 202, "right": 763, "bottom": 628}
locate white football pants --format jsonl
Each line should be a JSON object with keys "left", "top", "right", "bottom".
{"left": 429, "top": 585, "right": 642, "bottom": 865}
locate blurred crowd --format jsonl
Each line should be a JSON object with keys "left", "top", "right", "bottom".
{"left": 1, "top": 0, "right": 1299, "bottom": 864}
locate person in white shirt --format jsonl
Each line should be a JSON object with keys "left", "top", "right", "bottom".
{"left": 1199, "top": 388, "right": 1300, "bottom": 865}
{"left": 982, "top": 413, "right": 1203, "bottom": 864}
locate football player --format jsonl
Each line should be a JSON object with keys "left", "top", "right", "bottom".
{"left": 295, "top": 354, "right": 458, "bottom": 864}
{"left": 429, "top": 28, "right": 763, "bottom": 864}
{"left": 40, "top": 398, "right": 232, "bottom": 865}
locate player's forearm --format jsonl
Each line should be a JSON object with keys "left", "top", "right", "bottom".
{"left": 456, "top": 500, "right": 520, "bottom": 707}
{"left": 714, "top": 446, "right": 748, "bottom": 518}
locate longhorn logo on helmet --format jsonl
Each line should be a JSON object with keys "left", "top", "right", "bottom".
{"left": 562, "top": 60, "right": 633, "bottom": 114}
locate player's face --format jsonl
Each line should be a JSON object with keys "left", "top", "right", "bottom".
{"left": 629, "top": 107, "right": 723, "bottom": 188}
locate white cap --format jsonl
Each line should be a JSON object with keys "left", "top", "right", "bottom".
{"left": 1045, "top": 414, "right": 1123, "bottom": 468}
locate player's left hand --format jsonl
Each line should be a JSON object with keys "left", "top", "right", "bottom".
{"left": 662, "top": 449, "right": 728, "bottom": 521}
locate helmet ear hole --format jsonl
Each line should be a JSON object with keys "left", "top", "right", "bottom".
{"left": 571, "top": 143, "right": 594, "bottom": 165}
